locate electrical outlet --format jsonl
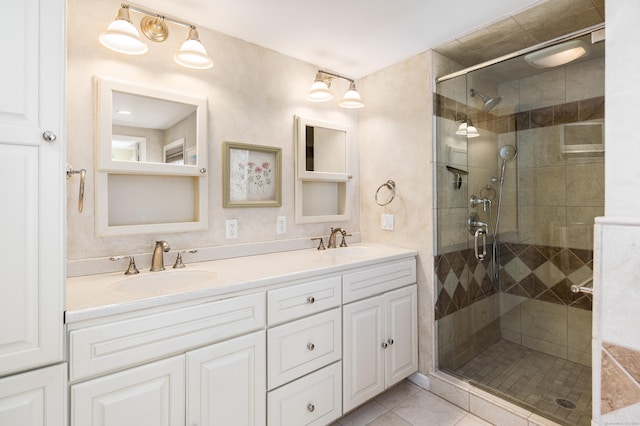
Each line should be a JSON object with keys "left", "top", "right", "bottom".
{"left": 381, "top": 214, "right": 395, "bottom": 231}
{"left": 276, "top": 216, "right": 287, "bottom": 235}
{"left": 226, "top": 219, "right": 238, "bottom": 239}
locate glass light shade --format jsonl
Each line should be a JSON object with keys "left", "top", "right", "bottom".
{"left": 174, "top": 28, "right": 213, "bottom": 70}
{"left": 339, "top": 82, "right": 364, "bottom": 108}
{"left": 99, "top": 8, "right": 148, "bottom": 55}
{"left": 466, "top": 125, "right": 480, "bottom": 138}
{"left": 306, "top": 80, "right": 333, "bottom": 102}
{"left": 524, "top": 39, "right": 590, "bottom": 69}
{"left": 455, "top": 122, "right": 468, "bottom": 135}
{"left": 456, "top": 122, "right": 480, "bottom": 138}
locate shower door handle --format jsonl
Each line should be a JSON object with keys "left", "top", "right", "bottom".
{"left": 474, "top": 228, "right": 487, "bottom": 260}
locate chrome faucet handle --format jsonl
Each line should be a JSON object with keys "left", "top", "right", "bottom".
{"left": 340, "top": 233, "right": 352, "bottom": 247}
{"left": 311, "top": 237, "right": 326, "bottom": 250}
{"left": 173, "top": 249, "right": 198, "bottom": 269}
{"left": 109, "top": 255, "right": 140, "bottom": 275}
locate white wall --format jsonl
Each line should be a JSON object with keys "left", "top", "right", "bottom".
{"left": 359, "top": 52, "right": 434, "bottom": 373}
{"left": 594, "top": 1, "right": 640, "bottom": 424}
{"left": 66, "top": 0, "right": 360, "bottom": 272}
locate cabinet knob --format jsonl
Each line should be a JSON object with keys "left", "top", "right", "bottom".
{"left": 307, "top": 296, "right": 315, "bottom": 304}
{"left": 381, "top": 342, "right": 388, "bottom": 349}
{"left": 42, "top": 130, "right": 57, "bottom": 142}
{"left": 307, "top": 403, "right": 315, "bottom": 412}
{"left": 388, "top": 338, "right": 395, "bottom": 345}
{"left": 307, "top": 343, "right": 315, "bottom": 351}
{"left": 200, "top": 168, "right": 207, "bottom": 174}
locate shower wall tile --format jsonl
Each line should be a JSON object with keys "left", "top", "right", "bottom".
{"left": 521, "top": 299, "right": 568, "bottom": 347}
{"left": 568, "top": 307, "right": 592, "bottom": 357}
{"left": 600, "top": 346, "right": 640, "bottom": 415}
{"left": 566, "top": 163, "right": 605, "bottom": 206}
{"left": 519, "top": 68, "right": 566, "bottom": 111}
{"left": 530, "top": 106, "right": 554, "bottom": 128}
{"left": 533, "top": 206, "right": 567, "bottom": 247}
{"left": 578, "top": 96, "right": 605, "bottom": 121}
{"left": 553, "top": 101, "right": 579, "bottom": 125}
{"left": 566, "top": 57, "right": 605, "bottom": 102}
{"left": 522, "top": 335, "right": 567, "bottom": 359}
{"left": 534, "top": 166, "right": 566, "bottom": 206}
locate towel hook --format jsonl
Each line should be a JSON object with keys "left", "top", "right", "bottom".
{"left": 375, "top": 180, "right": 396, "bottom": 206}
{"left": 66, "top": 164, "right": 86, "bottom": 213}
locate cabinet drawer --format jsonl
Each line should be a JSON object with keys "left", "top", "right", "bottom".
{"left": 268, "top": 362, "right": 342, "bottom": 426}
{"left": 268, "top": 308, "right": 341, "bottom": 390}
{"left": 267, "top": 276, "right": 341, "bottom": 325}
{"left": 343, "top": 258, "right": 416, "bottom": 303}
{"left": 69, "top": 292, "right": 265, "bottom": 382}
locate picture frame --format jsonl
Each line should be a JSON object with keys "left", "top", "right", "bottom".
{"left": 223, "top": 141, "right": 282, "bottom": 208}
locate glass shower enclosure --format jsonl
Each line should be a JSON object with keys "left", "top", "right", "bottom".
{"left": 434, "top": 30, "right": 604, "bottom": 426}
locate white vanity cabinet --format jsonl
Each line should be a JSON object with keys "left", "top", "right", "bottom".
{"left": 66, "top": 248, "right": 419, "bottom": 426}
{"left": 342, "top": 261, "right": 418, "bottom": 413}
{"left": 0, "top": 0, "right": 65, "bottom": 424}
{"left": 187, "top": 331, "right": 266, "bottom": 426}
{"left": 71, "top": 355, "right": 185, "bottom": 426}
{"left": 0, "top": 0, "right": 65, "bottom": 376}
{"left": 68, "top": 292, "right": 266, "bottom": 426}
{"left": 266, "top": 276, "right": 343, "bottom": 426}
{"left": 0, "top": 363, "right": 66, "bottom": 426}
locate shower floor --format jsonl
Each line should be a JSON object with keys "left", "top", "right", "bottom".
{"left": 452, "top": 339, "right": 592, "bottom": 426}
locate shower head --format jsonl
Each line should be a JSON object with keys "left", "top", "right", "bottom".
{"left": 470, "top": 88, "right": 502, "bottom": 112}
{"left": 499, "top": 145, "right": 517, "bottom": 161}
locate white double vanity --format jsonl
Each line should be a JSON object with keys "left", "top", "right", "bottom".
{"left": 66, "top": 244, "right": 418, "bottom": 426}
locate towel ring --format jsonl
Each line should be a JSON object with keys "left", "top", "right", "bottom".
{"left": 375, "top": 180, "right": 396, "bottom": 206}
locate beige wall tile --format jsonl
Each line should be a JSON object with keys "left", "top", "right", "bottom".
{"left": 521, "top": 299, "right": 568, "bottom": 346}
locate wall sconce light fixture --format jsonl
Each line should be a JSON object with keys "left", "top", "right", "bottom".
{"left": 306, "top": 70, "right": 364, "bottom": 109}
{"left": 99, "top": 4, "right": 213, "bottom": 70}
{"left": 456, "top": 119, "right": 480, "bottom": 138}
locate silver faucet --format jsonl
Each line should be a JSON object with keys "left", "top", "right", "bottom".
{"left": 150, "top": 241, "right": 170, "bottom": 271}
{"left": 328, "top": 227, "right": 347, "bottom": 249}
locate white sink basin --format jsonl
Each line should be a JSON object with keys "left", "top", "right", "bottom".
{"left": 320, "top": 246, "right": 385, "bottom": 258}
{"left": 110, "top": 269, "right": 217, "bottom": 296}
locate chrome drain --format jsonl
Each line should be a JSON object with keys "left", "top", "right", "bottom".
{"left": 555, "top": 398, "right": 577, "bottom": 409}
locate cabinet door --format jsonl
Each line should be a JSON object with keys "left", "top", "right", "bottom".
{"left": 385, "top": 285, "right": 418, "bottom": 387}
{"left": 0, "top": 0, "right": 64, "bottom": 375}
{"left": 343, "top": 295, "right": 385, "bottom": 412}
{"left": 0, "top": 363, "right": 66, "bottom": 426}
{"left": 71, "top": 356, "right": 185, "bottom": 426}
{"left": 187, "top": 331, "right": 266, "bottom": 426}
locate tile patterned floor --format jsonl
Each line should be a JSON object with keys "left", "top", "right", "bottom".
{"left": 333, "top": 380, "right": 492, "bottom": 426}
{"left": 452, "top": 339, "right": 591, "bottom": 426}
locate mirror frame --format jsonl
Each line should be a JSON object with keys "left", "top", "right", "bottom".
{"left": 294, "top": 115, "right": 352, "bottom": 224}
{"left": 94, "top": 76, "right": 209, "bottom": 236}
{"left": 95, "top": 76, "right": 207, "bottom": 175}
{"left": 295, "top": 115, "right": 351, "bottom": 181}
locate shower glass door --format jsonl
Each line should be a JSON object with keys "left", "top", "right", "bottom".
{"left": 434, "top": 32, "right": 603, "bottom": 426}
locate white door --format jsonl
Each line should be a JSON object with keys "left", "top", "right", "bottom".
{"left": 343, "top": 295, "right": 385, "bottom": 412}
{"left": 70, "top": 356, "right": 185, "bottom": 426}
{"left": 187, "top": 331, "right": 266, "bottom": 426}
{"left": 0, "top": 363, "right": 66, "bottom": 426}
{"left": 385, "top": 285, "right": 418, "bottom": 387}
{"left": 0, "top": 0, "right": 65, "bottom": 375}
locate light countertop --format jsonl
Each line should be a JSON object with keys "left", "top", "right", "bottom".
{"left": 66, "top": 243, "right": 417, "bottom": 324}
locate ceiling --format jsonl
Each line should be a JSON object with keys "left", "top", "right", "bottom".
{"left": 132, "top": 0, "right": 552, "bottom": 79}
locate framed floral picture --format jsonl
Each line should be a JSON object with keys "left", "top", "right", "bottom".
{"left": 223, "top": 141, "right": 282, "bottom": 208}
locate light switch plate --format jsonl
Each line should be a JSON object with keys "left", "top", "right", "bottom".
{"left": 226, "top": 219, "right": 238, "bottom": 239}
{"left": 381, "top": 214, "right": 394, "bottom": 231}
{"left": 276, "top": 216, "right": 287, "bottom": 235}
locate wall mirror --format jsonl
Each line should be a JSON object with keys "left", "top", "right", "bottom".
{"left": 295, "top": 115, "right": 351, "bottom": 224}
{"left": 94, "top": 77, "right": 208, "bottom": 236}
{"left": 296, "top": 115, "right": 350, "bottom": 181}
{"left": 95, "top": 76, "right": 207, "bottom": 175}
